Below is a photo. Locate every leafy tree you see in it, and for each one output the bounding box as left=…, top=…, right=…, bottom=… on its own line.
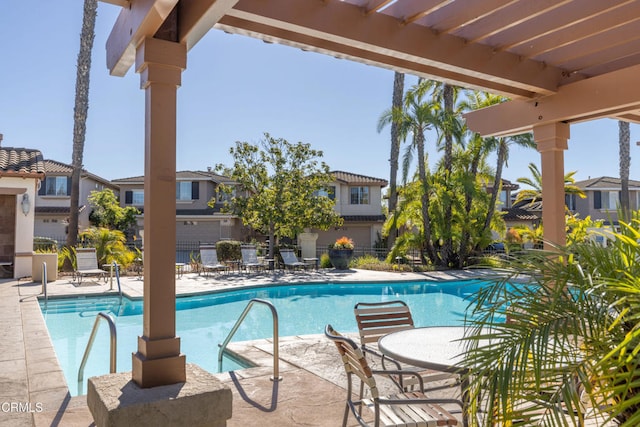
left=213, top=133, right=343, bottom=257
left=88, top=189, right=139, bottom=233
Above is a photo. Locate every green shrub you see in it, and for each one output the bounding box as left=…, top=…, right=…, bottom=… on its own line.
left=34, top=237, right=57, bottom=253
left=351, top=254, right=413, bottom=272
left=320, top=253, right=332, bottom=268
left=216, top=240, right=241, bottom=261
left=58, top=247, right=75, bottom=270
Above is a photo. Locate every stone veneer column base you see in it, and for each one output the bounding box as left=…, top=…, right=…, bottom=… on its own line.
left=87, top=363, right=232, bottom=427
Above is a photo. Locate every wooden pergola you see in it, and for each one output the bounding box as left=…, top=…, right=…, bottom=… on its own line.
left=100, top=0, right=640, bottom=388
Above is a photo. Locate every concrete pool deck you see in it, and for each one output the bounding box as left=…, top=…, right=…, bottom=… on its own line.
left=0, top=268, right=487, bottom=426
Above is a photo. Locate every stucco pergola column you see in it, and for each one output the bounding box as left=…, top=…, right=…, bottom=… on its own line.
left=132, top=37, right=186, bottom=388
left=533, top=122, right=570, bottom=250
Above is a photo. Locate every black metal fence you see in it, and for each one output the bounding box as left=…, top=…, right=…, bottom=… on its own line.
left=37, top=235, right=418, bottom=265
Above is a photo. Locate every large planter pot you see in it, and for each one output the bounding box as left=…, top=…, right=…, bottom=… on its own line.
left=328, top=249, right=353, bottom=270
left=32, top=252, right=58, bottom=282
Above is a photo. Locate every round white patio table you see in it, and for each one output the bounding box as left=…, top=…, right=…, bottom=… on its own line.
left=378, top=326, right=469, bottom=373
left=378, top=326, right=476, bottom=427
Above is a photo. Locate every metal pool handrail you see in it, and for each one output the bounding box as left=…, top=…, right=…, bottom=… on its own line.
left=41, top=262, right=47, bottom=306
left=113, top=261, right=122, bottom=299
left=77, top=312, right=117, bottom=395
left=218, top=298, right=282, bottom=381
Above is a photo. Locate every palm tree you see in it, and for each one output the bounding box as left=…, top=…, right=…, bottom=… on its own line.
left=66, top=0, right=97, bottom=261
left=378, top=84, right=439, bottom=263
left=461, top=91, right=536, bottom=234
left=386, top=71, right=404, bottom=250
left=619, top=120, right=631, bottom=220
left=514, top=163, right=586, bottom=207
left=464, top=214, right=640, bottom=425
left=414, top=81, right=466, bottom=265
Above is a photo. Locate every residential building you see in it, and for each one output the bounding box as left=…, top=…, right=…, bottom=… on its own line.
left=486, top=178, right=519, bottom=210
left=112, top=171, right=245, bottom=245
left=35, top=160, right=118, bottom=240
left=572, top=176, right=640, bottom=224
left=310, top=171, right=388, bottom=249
left=0, top=143, right=45, bottom=278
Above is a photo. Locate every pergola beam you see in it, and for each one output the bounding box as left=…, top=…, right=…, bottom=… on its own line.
left=106, top=0, right=179, bottom=76
left=178, top=0, right=239, bottom=50
left=464, top=63, right=640, bottom=137
left=215, top=16, right=537, bottom=98
left=224, top=0, right=564, bottom=98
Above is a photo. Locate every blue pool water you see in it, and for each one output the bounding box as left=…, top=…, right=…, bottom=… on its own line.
left=40, top=279, right=494, bottom=396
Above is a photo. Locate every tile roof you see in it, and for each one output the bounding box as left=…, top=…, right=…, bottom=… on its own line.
left=43, top=159, right=73, bottom=174
left=342, top=215, right=386, bottom=222
left=0, top=147, right=45, bottom=178
left=501, top=207, right=540, bottom=221
left=574, top=176, right=640, bottom=190
left=34, top=205, right=86, bottom=214
left=112, top=170, right=236, bottom=185
left=485, top=178, right=519, bottom=191
left=42, top=159, right=116, bottom=188
left=331, top=171, right=387, bottom=186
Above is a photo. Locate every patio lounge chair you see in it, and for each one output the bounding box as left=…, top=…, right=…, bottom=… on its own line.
left=199, top=246, right=229, bottom=276
left=325, top=324, right=463, bottom=427
left=73, top=248, right=107, bottom=285
left=354, top=300, right=459, bottom=392
left=240, top=246, right=265, bottom=272
left=279, top=249, right=308, bottom=270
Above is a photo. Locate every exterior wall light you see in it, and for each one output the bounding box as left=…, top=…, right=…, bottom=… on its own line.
left=21, top=193, right=30, bottom=216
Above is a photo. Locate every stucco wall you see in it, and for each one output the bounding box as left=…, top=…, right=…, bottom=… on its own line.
left=0, top=177, right=38, bottom=278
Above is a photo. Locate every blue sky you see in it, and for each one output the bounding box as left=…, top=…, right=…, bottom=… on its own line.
left=1, top=2, right=637, bottom=187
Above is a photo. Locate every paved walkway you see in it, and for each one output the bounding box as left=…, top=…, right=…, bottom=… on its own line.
left=0, top=268, right=491, bottom=426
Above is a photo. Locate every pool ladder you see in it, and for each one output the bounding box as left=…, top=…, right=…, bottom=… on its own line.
left=218, top=298, right=282, bottom=381
left=77, top=312, right=117, bottom=395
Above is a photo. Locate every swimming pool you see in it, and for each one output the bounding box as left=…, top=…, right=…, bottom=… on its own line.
left=40, top=279, right=494, bottom=396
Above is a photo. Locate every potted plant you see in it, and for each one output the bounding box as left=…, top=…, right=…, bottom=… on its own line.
left=328, top=236, right=354, bottom=270
left=32, top=237, right=58, bottom=282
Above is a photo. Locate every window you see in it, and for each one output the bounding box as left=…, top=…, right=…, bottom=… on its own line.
left=315, top=186, right=336, bottom=200
left=40, top=176, right=70, bottom=196
left=594, top=191, right=601, bottom=209
left=498, top=190, right=508, bottom=208
left=132, top=191, right=144, bottom=205
left=176, top=181, right=199, bottom=201
left=594, top=190, right=620, bottom=210
left=565, top=194, right=577, bottom=211
left=125, top=190, right=144, bottom=205
left=608, top=191, right=620, bottom=210
left=350, top=186, right=369, bottom=204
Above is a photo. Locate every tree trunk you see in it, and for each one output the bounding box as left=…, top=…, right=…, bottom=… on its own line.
left=441, top=84, right=454, bottom=266
left=417, top=132, right=436, bottom=264
left=484, top=139, right=506, bottom=232
left=459, top=143, right=483, bottom=267
left=268, top=222, right=276, bottom=258
left=619, top=120, right=630, bottom=220
left=388, top=72, right=404, bottom=249
left=65, top=0, right=97, bottom=269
